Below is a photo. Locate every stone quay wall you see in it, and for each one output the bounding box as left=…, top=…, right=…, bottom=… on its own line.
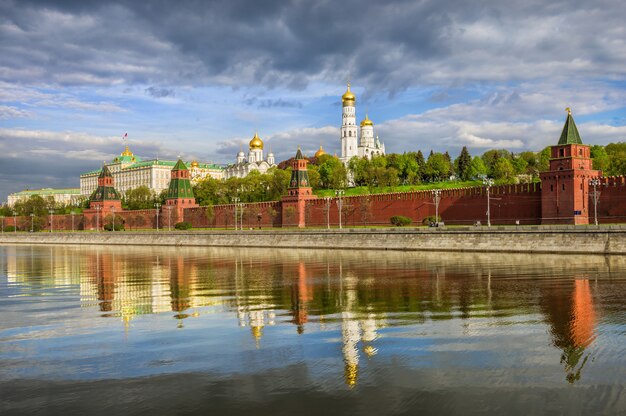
left=3, top=226, right=626, bottom=255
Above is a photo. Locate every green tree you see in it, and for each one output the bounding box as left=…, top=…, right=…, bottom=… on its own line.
left=605, top=142, right=626, bottom=176
left=454, top=146, right=472, bottom=181
left=492, top=157, right=514, bottom=181
left=424, top=152, right=451, bottom=181
left=538, top=147, right=551, bottom=172
left=466, top=156, right=488, bottom=179
left=123, top=186, right=156, bottom=210
left=510, top=154, right=529, bottom=175
left=319, top=157, right=347, bottom=189
left=590, top=145, right=609, bottom=173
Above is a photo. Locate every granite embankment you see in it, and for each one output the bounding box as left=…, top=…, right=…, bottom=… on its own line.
left=2, top=226, right=626, bottom=254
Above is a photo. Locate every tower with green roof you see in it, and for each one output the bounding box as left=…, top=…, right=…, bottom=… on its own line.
left=282, top=147, right=317, bottom=227
left=89, top=165, right=122, bottom=209
left=165, top=159, right=198, bottom=224
left=540, top=108, right=600, bottom=224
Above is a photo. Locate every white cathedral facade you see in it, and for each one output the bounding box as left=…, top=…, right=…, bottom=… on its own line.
left=339, top=82, right=385, bottom=163
left=223, top=132, right=277, bottom=179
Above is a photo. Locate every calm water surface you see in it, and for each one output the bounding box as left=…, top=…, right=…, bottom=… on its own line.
left=0, top=245, right=625, bottom=415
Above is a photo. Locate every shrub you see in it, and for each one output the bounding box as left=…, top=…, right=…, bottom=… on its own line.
left=390, top=215, right=412, bottom=226
left=4, top=225, right=17, bottom=232
left=174, top=221, right=192, bottom=230
left=104, top=222, right=124, bottom=231
left=421, top=215, right=442, bottom=226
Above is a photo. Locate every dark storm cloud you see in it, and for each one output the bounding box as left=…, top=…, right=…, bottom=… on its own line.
left=2, top=0, right=624, bottom=92
left=145, top=86, right=175, bottom=98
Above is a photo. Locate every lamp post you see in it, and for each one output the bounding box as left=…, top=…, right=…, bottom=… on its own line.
left=13, top=212, right=17, bottom=233
left=49, top=209, right=54, bottom=233
left=111, top=206, right=116, bottom=232
left=232, top=197, right=240, bottom=230
left=324, top=196, right=331, bottom=229
left=0, top=215, right=4, bottom=233
left=240, top=202, right=244, bottom=230
left=154, top=202, right=161, bottom=231
left=71, top=211, right=75, bottom=232
left=167, top=206, right=172, bottom=231
left=590, top=178, right=602, bottom=226
left=30, top=213, right=35, bottom=232
left=432, top=189, right=441, bottom=226
left=483, top=178, right=494, bottom=227
left=335, top=190, right=345, bottom=229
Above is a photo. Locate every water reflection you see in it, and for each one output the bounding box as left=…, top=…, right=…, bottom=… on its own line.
left=2, top=245, right=625, bottom=391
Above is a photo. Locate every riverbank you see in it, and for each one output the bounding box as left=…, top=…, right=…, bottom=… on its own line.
left=2, top=225, right=626, bottom=254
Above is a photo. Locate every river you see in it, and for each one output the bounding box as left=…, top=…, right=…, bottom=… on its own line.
left=1, top=245, right=625, bottom=415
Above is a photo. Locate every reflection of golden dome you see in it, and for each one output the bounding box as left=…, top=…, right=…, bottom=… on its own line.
left=251, top=326, right=262, bottom=341
left=190, top=160, right=199, bottom=168
left=121, top=145, right=133, bottom=157
left=342, top=82, right=356, bottom=106
left=360, top=114, right=374, bottom=127
left=363, top=345, right=377, bottom=357
left=249, top=132, right=264, bottom=150
left=344, top=362, right=358, bottom=387
left=314, top=145, right=327, bottom=158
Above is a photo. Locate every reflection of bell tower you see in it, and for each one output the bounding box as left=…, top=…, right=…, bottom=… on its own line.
left=540, top=278, right=597, bottom=383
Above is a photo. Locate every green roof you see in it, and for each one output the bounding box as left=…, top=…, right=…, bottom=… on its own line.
left=11, top=188, right=80, bottom=196
left=81, top=159, right=224, bottom=177
left=172, top=159, right=188, bottom=171
left=558, top=112, right=583, bottom=145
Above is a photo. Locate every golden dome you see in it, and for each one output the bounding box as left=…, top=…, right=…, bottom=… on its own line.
left=190, top=160, right=199, bottom=168
left=121, top=145, right=133, bottom=157
left=360, top=113, right=374, bottom=127
left=314, top=145, right=327, bottom=158
left=342, top=82, right=356, bottom=106
left=249, top=132, right=264, bottom=150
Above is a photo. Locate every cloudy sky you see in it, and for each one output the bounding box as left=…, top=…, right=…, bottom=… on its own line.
left=1, top=0, right=625, bottom=200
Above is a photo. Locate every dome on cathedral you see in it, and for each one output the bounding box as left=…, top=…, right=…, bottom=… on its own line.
left=314, top=145, right=327, bottom=158
left=342, top=83, right=356, bottom=106
left=190, top=160, right=199, bottom=168
left=249, top=132, right=264, bottom=150
left=360, top=114, right=374, bottom=127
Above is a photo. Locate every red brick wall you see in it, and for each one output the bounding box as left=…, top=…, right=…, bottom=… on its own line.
left=184, top=201, right=282, bottom=229
left=303, top=183, right=543, bottom=227
left=591, top=176, right=626, bottom=224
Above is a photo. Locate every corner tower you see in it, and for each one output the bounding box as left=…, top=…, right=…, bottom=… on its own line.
left=340, top=82, right=358, bottom=163
left=539, top=109, right=600, bottom=224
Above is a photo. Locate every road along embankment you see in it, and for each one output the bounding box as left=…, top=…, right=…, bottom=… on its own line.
left=2, top=226, right=626, bottom=254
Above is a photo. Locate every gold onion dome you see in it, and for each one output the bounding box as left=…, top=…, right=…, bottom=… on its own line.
left=342, top=82, right=356, bottom=106
left=360, top=114, right=374, bottom=127
left=121, top=145, right=133, bottom=156
left=249, top=132, right=264, bottom=150
left=314, top=145, right=327, bottom=158
left=190, top=160, right=199, bottom=168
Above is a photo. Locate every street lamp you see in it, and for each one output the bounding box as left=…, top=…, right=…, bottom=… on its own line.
left=232, top=197, right=240, bottom=230
left=111, top=206, right=116, bottom=232
left=432, top=189, right=441, bottom=226
left=590, top=178, right=602, bottom=226
left=49, top=209, right=54, bottom=233
left=13, top=212, right=17, bottom=233
left=324, top=196, right=332, bottom=229
left=335, top=190, right=345, bottom=229
left=154, top=202, right=161, bottom=231
left=167, top=206, right=172, bottom=231
left=0, top=215, right=4, bottom=233
left=30, top=213, right=35, bottom=232
left=483, top=178, right=494, bottom=227
left=71, top=211, right=75, bottom=232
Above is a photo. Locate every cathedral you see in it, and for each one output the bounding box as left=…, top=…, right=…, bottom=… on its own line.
left=339, top=82, right=385, bottom=163
left=224, top=132, right=277, bottom=179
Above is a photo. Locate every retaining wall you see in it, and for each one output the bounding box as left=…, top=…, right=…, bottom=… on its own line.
left=2, top=226, right=626, bottom=255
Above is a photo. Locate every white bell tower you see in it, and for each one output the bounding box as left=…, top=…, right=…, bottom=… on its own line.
left=340, top=82, right=358, bottom=163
